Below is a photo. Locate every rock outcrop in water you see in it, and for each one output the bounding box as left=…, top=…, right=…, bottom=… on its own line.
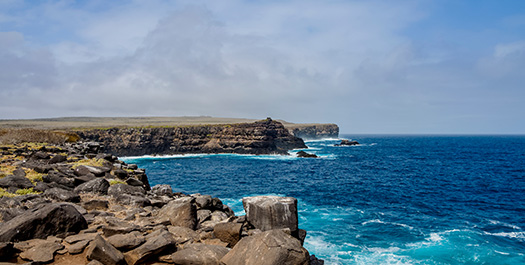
left=0, top=142, right=321, bottom=264
left=76, top=118, right=307, bottom=157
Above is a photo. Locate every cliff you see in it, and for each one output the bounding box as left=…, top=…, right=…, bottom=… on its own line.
left=75, top=119, right=307, bottom=157
left=283, top=123, right=339, bottom=140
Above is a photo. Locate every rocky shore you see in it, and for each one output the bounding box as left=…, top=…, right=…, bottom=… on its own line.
left=0, top=141, right=323, bottom=264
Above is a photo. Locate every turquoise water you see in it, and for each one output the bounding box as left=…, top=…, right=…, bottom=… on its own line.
left=123, top=135, right=525, bottom=264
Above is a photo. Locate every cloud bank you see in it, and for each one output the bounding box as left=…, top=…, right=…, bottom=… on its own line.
left=1, top=0, right=524, bottom=133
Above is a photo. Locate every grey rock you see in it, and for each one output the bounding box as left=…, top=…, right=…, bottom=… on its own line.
left=107, top=231, right=145, bottom=251
left=113, top=169, right=128, bottom=179
left=0, top=175, right=33, bottom=189
left=82, top=200, right=109, bottom=211
left=197, top=209, right=212, bottom=224
left=167, top=226, right=199, bottom=245
left=114, top=194, right=151, bottom=207
left=86, top=234, right=125, bottom=265
left=68, top=239, right=90, bottom=254
left=44, top=187, right=81, bottom=202
left=64, top=233, right=98, bottom=244
left=42, top=171, right=75, bottom=188
left=242, top=196, right=298, bottom=234
left=195, top=195, right=212, bottom=209
left=74, top=178, right=110, bottom=195
left=220, top=230, right=309, bottom=265
left=125, top=177, right=143, bottom=187
left=0, top=203, right=87, bottom=242
left=150, top=184, right=173, bottom=197
left=158, top=197, right=196, bottom=230
left=75, top=165, right=110, bottom=177
left=48, top=154, right=67, bottom=164
left=171, top=243, right=229, bottom=265
left=124, top=230, right=176, bottom=265
left=12, top=168, right=26, bottom=178
left=108, top=184, right=145, bottom=197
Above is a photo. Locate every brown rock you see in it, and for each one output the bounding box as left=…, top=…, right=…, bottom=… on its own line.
left=19, top=240, right=63, bottom=263
left=213, top=222, right=242, bottom=247
left=107, top=231, right=145, bottom=251
left=171, top=243, right=229, bottom=265
left=124, top=230, right=176, bottom=265
left=242, top=196, right=298, bottom=234
left=86, top=234, right=125, bottom=265
left=220, top=230, right=309, bottom=265
left=158, top=197, right=196, bottom=230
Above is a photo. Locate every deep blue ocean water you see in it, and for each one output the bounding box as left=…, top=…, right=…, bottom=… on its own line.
left=123, top=135, right=525, bottom=264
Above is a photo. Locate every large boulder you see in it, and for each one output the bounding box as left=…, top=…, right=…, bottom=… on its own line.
left=158, top=197, right=196, bottom=229
left=242, top=196, right=298, bottom=234
left=124, top=230, right=176, bottom=265
left=213, top=222, right=243, bottom=247
left=0, top=203, right=87, bottom=242
left=171, top=243, right=229, bottom=265
left=86, top=234, right=125, bottom=265
left=74, top=178, right=110, bottom=195
left=150, top=184, right=173, bottom=197
left=0, top=175, right=34, bottom=189
left=44, top=187, right=81, bottom=202
left=107, top=231, right=145, bottom=251
left=108, top=183, right=145, bottom=197
left=220, top=230, right=309, bottom=265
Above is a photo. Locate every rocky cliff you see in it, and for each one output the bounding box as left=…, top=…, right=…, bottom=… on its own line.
left=285, top=123, right=339, bottom=140
left=76, top=119, right=307, bottom=157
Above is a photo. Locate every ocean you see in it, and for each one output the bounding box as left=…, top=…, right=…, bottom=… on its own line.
left=122, top=135, right=525, bottom=264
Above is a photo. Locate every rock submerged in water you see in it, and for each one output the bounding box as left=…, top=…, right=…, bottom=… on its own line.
left=296, top=150, right=318, bottom=158
left=335, top=139, right=359, bottom=146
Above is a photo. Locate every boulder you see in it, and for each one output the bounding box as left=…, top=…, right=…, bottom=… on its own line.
left=44, top=187, right=81, bottom=202
left=48, top=154, right=67, bottom=164
left=74, top=178, right=110, bottom=195
left=12, top=168, right=26, bottom=178
left=194, top=195, right=212, bottom=209
left=108, top=184, right=145, bottom=197
left=220, top=230, right=309, bottom=265
left=124, top=230, right=176, bottom=265
left=114, top=194, right=151, bottom=207
left=112, top=169, right=128, bottom=179
left=213, top=222, right=243, bottom=247
left=107, top=231, right=145, bottom=251
left=42, top=171, right=76, bottom=188
left=0, top=175, right=34, bottom=189
left=151, top=184, right=173, bottom=197
left=335, top=139, right=359, bottom=146
left=167, top=226, right=199, bottom=245
left=82, top=200, right=109, bottom=211
left=86, top=234, right=125, bottom=265
left=125, top=177, right=143, bottom=187
left=296, top=151, right=318, bottom=158
left=158, top=197, right=196, bottom=229
left=242, top=196, right=298, bottom=234
left=0, top=203, right=87, bottom=242
left=68, top=239, right=91, bottom=254
left=19, top=240, right=63, bottom=263
left=171, top=243, right=229, bottom=265
left=75, top=165, right=110, bottom=177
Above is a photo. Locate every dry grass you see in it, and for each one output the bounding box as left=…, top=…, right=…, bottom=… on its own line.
left=69, top=158, right=107, bottom=169
left=0, top=128, right=78, bottom=145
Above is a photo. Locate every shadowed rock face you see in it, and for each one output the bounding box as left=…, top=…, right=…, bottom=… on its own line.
left=76, top=119, right=307, bottom=156
left=287, top=124, right=339, bottom=140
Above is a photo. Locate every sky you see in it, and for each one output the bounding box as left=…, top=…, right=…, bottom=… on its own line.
left=1, top=0, right=524, bottom=134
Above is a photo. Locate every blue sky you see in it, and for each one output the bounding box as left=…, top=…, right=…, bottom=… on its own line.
left=1, top=0, right=524, bottom=134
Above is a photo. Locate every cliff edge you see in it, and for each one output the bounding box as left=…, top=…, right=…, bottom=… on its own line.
left=76, top=118, right=307, bottom=157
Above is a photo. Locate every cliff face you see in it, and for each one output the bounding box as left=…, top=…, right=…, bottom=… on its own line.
left=76, top=119, right=306, bottom=157
left=285, top=124, right=339, bottom=140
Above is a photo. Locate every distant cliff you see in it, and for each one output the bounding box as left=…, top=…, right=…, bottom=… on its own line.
left=76, top=119, right=307, bottom=156
left=284, top=123, right=339, bottom=140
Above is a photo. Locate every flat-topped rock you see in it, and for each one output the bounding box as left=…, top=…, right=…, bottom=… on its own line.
left=242, top=196, right=298, bottom=234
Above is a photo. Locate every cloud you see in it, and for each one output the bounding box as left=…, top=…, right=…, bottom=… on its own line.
left=0, top=0, right=524, bottom=133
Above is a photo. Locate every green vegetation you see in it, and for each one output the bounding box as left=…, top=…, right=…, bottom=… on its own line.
left=109, top=179, right=126, bottom=185
left=0, top=187, right=41, bottom=198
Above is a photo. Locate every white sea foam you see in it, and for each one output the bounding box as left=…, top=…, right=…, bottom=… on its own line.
left=484, top=231, right=525, bottom=240
left=488, top=219, right=522, bottom=230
